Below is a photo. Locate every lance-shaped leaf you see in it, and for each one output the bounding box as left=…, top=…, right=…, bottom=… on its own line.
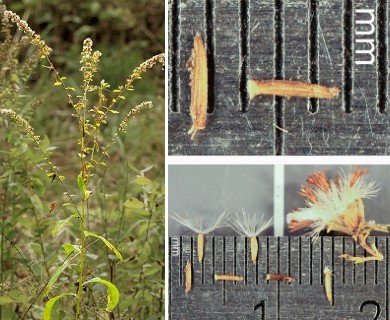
left=43, top=293, right=76, bottom=320
left=52, top=214, right=78, bottom=237
left=77, top=174, right=85, bottom=193
left=84, top=231, right=123, bottom=261
left=44, top=262, right=76, bottom=296
left=83, top=277, right=119, bottom=312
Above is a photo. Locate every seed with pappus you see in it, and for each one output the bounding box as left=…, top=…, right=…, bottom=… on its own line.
left=170, top=210, right=228, bottom=262
left=228, top=209, right=273, bottom=264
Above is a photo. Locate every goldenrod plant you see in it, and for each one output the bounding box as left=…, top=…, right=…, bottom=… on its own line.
left=0, top=8, right=164, bottom=319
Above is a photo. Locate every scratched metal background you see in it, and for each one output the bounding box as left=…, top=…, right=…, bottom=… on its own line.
left=168, top=0, right=390, bottom=155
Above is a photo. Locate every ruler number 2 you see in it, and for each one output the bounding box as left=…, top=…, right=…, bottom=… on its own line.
left=254, top=300, right=265, bottom=320
left=360, top=301, right=380, bottom=320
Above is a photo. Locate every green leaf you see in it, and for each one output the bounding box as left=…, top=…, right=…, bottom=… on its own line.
left=52, top=214, right=77, bottom=237
left=41, top=136, right=51, bottom=150
left=30, top=194, right=44, bottom=213
left=83, top=278, right=119, bottom=312
left=85, top=190, right=92, bottom=200
left=127, top=163, right=139, bottom=173
left=138, top=221, right=156, bottom=237
left=62, top=244, right=81, bottom=255
left=118, top=95, right=125, bottom=100
left=54, top=81, right=61, bottom=86
left=7, top=288, right=28, bottom=304
left=84, top=231, right=123, bottom=261
left=77, top=174, right=85, bottom=193
left=138, top=242, right=151, bottom=264
left=0, top=296, right=16, bottom=305
left=31, top=178, right=46, bottom=195
left=123, top=198, right=144, bottom=209
left=43, top=293, right=75, bottom=320
left=44, top=262, right=73, bottom=296
left=59, top=175, right=66, bottom=181
left=113, top=89, right=121, bottom=93
left=109, top=109, right=119, bottom=114
left=133, top=177, right=152, bottom=186
left=143, top=264, right=161, bottom=277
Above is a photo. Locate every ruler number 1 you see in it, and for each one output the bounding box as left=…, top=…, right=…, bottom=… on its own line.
left=254, top=299, right=379, bottom=319
left=359, top=301, right=380, bottom=320
left=254, top=300, right=265, bottom=320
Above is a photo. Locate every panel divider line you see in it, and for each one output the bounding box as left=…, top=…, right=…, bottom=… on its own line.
left=239, top=0, right=249, bottom=112
left=308, top=0, right=319, bottom=113
left=205, top=0, right=215, bottom=113
left=386, top=238, right=389, bottom=319
left=274, top=164, right=285, bottom=237
left=343, top=0, right=353, bottom=113
left=274, top=0, right=285, bottom=155
left=170, top=0, right=179, bottom=112
left=377, top=0, right=388, bottom=113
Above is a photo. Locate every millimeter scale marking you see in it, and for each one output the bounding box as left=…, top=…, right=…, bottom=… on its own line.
left=169, top=236, right=389, bottom=320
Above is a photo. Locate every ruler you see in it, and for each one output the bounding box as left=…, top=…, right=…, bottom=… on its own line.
left=169, top=236, right=389, bottom=319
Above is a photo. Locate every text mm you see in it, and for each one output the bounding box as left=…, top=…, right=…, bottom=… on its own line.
left=355, top=9, right=375, bottom=65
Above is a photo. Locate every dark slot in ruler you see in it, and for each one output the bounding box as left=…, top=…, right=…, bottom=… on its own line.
left=169, top=236, right=389, bottom=319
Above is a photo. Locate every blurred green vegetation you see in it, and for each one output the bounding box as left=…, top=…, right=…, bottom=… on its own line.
left=0, top=0, right=165, bottom=318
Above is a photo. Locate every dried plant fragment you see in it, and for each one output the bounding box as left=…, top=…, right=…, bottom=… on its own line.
left=266, top=273, right=295, bottom=283
left=170, top=210, right=227, bottom=262
left=247, top=80, right=339, bottom=100
left=228, top=209, right=273, bottom=263
left=186, top=34, right=208, bottom=139
left=197, top=232, right=204, bottom=264
left=287, top=167, right=389, bottom=263
left=185, top=260, right=192, bottom=294
left=214, top=274, right=244, bottom=282
left=323, top=267, right=333, bottom=305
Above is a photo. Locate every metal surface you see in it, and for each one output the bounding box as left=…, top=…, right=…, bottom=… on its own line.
left=168, top=0, right=390, bottom=155
left=169, top=236, right=389, bottom=319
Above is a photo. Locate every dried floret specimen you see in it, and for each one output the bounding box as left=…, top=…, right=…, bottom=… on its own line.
left=228, top=209, right=273, bottom=263
left=186, top=34, right=208, bottom=139
left=247, top=80, right=339, bottom=100
left=185, top=260, right=192, bottom=294
left=287, top=167, right=389, bottom=263
left=266, top=273, right=295, bottom=283
left=214, top=274, right=244, bottom=282
left=170, top=210, right=227, bottom=262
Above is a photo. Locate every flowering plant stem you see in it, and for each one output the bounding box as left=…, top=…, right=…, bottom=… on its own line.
left=75, top=173, right=86, bottom=318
